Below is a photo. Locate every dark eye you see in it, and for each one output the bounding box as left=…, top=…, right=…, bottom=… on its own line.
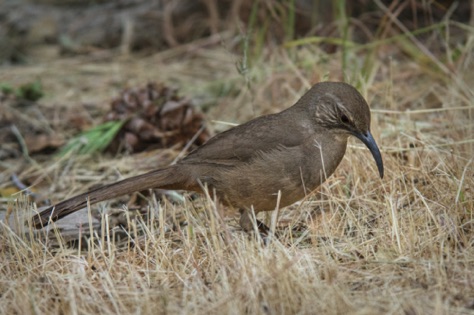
left=341, top=114, right=350, bottom=124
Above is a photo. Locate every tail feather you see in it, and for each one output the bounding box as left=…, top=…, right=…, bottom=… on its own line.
left=31, top=165, right=186, bottom=229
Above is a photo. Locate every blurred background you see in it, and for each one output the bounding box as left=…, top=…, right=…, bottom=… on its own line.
left=1, top=0, right=472, bottom=156
left=0, top=0, right=471, bottom=63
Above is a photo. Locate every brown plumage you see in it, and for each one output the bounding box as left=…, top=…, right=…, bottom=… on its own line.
left=32, top=82, right=384, bottom=232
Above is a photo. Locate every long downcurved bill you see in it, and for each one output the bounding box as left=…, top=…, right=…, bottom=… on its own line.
left=354, top=131, right=384, bottom=178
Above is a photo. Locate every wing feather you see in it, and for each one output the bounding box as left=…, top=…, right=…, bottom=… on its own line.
left=181, top=112, right=305, bottom=166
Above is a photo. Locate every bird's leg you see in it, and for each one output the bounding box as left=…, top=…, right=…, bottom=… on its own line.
left=239, top=209, right=270, bottom=235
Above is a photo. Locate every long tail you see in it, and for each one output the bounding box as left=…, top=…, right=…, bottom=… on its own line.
left=31, top=165, right=188, bottom=229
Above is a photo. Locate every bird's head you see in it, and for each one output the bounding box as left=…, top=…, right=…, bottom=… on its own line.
left=301, top=82, right=384, bottom=178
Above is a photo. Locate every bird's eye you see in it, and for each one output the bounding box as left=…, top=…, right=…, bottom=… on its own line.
left=341, top=114, right=350, bottom=124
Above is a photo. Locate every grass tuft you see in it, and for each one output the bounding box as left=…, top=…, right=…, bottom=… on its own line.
left=1, top=4, right=473, bottom=313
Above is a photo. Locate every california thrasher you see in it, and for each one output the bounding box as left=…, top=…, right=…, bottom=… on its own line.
left=31, top=82, right=384, bottom=232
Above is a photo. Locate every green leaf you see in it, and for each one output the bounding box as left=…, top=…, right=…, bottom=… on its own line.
left=57, top=120, right=125, bottom=157
left=16, top=80, right=44, bottom=101
left=0, top=83, right=14, bottom=95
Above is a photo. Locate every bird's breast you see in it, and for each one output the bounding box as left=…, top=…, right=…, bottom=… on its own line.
left=300, top=134, right=348, bottom=192
left=201, top=135, right=348, bottom=211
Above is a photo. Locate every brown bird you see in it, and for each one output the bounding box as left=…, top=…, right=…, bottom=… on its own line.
left=32, top=82, right=383, bottom=232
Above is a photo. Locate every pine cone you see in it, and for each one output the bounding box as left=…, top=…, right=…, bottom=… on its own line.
left=104, top=82, right=211, bottom=153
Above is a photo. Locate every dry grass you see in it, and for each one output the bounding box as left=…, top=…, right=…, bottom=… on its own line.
left=1, top=23, right=474, bottom=315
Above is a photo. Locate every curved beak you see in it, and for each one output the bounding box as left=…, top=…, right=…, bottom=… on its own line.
left=353, top=131, right=384, bottom=178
